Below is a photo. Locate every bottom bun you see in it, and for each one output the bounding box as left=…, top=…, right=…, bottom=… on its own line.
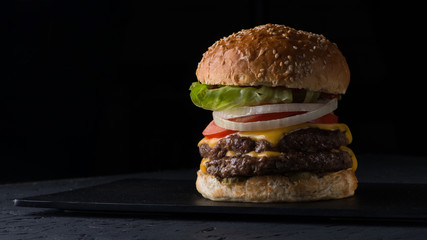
left=196, top=169, right=357, bottom=202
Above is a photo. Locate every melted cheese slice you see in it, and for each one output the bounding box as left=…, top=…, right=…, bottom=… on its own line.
left=341, top=146, right=358, bottom=171
left=245, top=151, right=282, bottom=158
left=199, top=148, right=358, bottom=174
left=198, top=137, right=220, bottom=148
left=225, top=150, right=282, bottom=158
left=200, top=158, right=210, bottom=174
left=238, top=123, right=352, bottom=146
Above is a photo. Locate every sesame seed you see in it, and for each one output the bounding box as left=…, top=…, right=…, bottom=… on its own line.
left=272, top=49, right=277, bottom=54
left=240, top=56, right=249, bottom=61
left=293, top=46, right=298, bottom=50
left=257, top=73, right=263, bottom=78
left=275, top=53, right=279, bottom=59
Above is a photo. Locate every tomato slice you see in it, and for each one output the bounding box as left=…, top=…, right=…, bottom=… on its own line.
left=310, top=113, right=338, bottom=124
left=321, top=93, right=340, bottom=100
left=202, top=113, right=339, bottom=138
left=202, top=121, right=238, bottom=139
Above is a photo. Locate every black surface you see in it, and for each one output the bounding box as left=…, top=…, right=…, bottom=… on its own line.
left=14, top=179, right=427, bottom=221
left=6, top=165, right=427, bottom=240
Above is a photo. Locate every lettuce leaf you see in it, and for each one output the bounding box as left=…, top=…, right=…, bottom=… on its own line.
left=189, top=82, right=293, bottom=111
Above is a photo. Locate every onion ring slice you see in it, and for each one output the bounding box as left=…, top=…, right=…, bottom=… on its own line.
left=214, top=103, right=325, bottom=119
left=212, top=98, right=338, bottom=131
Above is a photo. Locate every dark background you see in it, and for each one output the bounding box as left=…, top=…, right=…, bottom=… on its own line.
left=3, top=0, right=426, bottom=182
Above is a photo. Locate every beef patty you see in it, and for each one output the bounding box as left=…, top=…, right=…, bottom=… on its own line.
left=199, top=128, right=352, bottom=178
left=205, top=151, right=352, bottom=178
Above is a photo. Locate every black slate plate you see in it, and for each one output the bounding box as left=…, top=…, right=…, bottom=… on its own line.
left=13, top=179, right=427, bottom=220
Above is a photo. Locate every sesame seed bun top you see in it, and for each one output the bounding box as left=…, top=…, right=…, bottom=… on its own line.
left=196, top=24, right=350, bottom=94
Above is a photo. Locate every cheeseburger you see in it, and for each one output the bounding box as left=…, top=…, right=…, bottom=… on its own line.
left=190, top=24, right=357, bottom=202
